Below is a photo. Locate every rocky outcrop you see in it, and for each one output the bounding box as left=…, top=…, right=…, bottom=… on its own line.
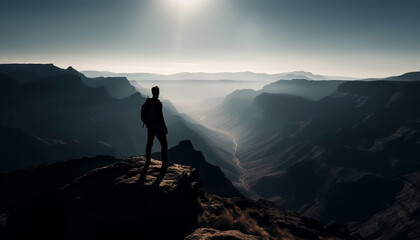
left=196, top=193, right=357, bottom=240
left=184, top=228, right=262, bottom=240
left=2, top=157, right=200, bottom=240
left=153, top=140, right=242, bottom=197
left=1, top=156, right=357, bottom=240
left=61, top=157, right=200, bottom=240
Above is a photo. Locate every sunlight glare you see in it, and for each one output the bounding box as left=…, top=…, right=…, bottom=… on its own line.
left=173, top=0, right=195, bottom=6
left=166, top=0, right=207, bottom=11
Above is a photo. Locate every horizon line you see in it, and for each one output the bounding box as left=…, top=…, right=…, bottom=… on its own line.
left=2, top=62, right=419, bottom=79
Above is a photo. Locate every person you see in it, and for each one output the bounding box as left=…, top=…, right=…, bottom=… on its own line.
left=141, top=86, right=172, bottom=165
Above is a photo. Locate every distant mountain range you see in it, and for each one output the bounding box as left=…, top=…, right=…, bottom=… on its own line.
left=82, top=70, right=359, bottom=81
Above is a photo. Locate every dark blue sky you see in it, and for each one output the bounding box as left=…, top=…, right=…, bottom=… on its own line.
left=1, top=0, right=419, bottom=77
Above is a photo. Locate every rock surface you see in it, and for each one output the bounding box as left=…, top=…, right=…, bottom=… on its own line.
left=197, top=193, right=354, bottom=240
left=61, top=157, right=199, bottom=240
left=355, top=170, right=420, bottom=240
left=1, top=156, right=357, bottom=240
left=153, top=140, right=242, bottom=197
left=184, top=228, right=262, bottom=240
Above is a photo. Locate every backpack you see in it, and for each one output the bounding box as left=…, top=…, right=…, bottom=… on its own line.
left=140, top=98, right=155, bottom=127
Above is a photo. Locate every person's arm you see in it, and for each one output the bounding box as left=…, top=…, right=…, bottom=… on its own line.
left=159, top=102, right=168, bottom=133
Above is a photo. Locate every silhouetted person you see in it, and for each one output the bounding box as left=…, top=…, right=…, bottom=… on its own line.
left=141, top=86, right=172, bottom=165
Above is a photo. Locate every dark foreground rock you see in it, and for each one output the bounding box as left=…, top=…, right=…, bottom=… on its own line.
left=185, top=228, right=262, bottom=240
left=61, top=157, right=199, bottom=240
left=153, top=140, right=242, bottom=198
left=1, top=157, right=358, bottom=240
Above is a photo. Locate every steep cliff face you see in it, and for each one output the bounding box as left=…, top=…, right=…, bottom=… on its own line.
left=355, top=169, right=420, bottom=240
left=0, top=156, right=357, bottom=240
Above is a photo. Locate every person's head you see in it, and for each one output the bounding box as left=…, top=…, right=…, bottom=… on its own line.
left=151, top=86, right=160, bottom=98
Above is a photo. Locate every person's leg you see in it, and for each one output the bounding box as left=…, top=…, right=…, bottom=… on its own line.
left=145, top=128, right=155, bottom=161
left=156, top=132, right=168, bottom=162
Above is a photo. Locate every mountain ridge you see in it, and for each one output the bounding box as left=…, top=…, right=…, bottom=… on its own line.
left=82, top=70, right=358, bottom=81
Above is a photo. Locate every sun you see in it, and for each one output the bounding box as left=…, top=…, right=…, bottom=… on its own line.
left=167, top=0, right=207, bottom=10
left=172, top=0, right=196, bottom=6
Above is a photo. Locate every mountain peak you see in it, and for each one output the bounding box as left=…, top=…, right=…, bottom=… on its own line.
left=178, top=139, right=194, bottom=150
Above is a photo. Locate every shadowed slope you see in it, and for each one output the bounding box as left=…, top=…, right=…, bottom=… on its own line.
left=205, top=79, right=420, bottom=239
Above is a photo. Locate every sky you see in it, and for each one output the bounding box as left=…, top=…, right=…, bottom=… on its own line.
left=1, top=0, right=420, bottom=78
